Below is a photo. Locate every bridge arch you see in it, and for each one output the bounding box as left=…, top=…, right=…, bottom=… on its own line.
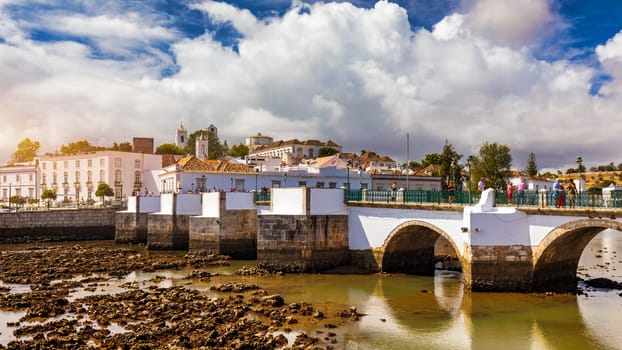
left=533, top=219, right=622, bottom=292
left=380, top=220, right=466, bottom=275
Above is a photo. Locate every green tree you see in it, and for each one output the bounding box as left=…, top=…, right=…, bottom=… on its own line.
left=12, top=138, right=40, bottom=162
left=525, top=152, right=538, bottom=177
left=228, top=143, right=250, bottom=158
left=41, top=189, right=57, bottom=210
left=60, top=140, right=104, bottom=154
left=318, top=147, right=339, bottom=157
left=111, top=142, right=133, bottom=152
left=156, top=143, right=186, bottom=155
left=420, top=153, right=442, bottom=167
left=95, top=183, right=114, bottom=204
left=185, top=130, right=226, bottom=160
left=440, top=142, right=463, bottom=189
left=9, top=195, right=26, bottom=210
left=471, top=142, right=512, bottom=191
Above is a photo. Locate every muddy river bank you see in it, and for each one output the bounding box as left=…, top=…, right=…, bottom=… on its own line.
left=0, top=244, right=360, bottom=349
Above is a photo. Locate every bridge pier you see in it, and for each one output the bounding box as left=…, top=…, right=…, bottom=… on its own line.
left=115, top=196, right=160, bottom=243
left=466, top=245, right=534, bottom=292
left=189, top=192, right=257, bottom=259
left=257, top=188, right=350, bottom=272
left=147, top=193, right=201, bottom=250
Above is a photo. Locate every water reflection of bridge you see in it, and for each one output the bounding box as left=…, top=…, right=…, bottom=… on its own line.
left=339, top=269, right=615, bottom=349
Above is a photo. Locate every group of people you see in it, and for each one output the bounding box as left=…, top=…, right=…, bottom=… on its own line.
left=553, top=178, right=578, bottom=208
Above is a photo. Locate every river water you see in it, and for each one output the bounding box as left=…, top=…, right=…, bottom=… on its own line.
left=1, top=230, right=621, bottom=349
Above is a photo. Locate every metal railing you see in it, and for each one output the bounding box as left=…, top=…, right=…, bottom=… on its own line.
left=344, top=189, right=622, bottom=209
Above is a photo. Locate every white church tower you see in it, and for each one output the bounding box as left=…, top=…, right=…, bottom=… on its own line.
left=175, top=122, right=188, bottom=148
left=196, top=133, right=209, bottom=160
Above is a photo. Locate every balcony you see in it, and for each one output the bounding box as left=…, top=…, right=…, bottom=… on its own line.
left=114, top=181, right=123, bottom=187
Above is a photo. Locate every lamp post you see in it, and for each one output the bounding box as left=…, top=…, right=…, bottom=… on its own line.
left=255, top=168, right=259, bottom=194
left=8, top=183, right=11, bottom=212
left=283, top=173, right=287, bottom=187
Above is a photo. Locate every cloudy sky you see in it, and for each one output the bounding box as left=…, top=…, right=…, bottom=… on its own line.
left=1, top=0, right=622, bottom=171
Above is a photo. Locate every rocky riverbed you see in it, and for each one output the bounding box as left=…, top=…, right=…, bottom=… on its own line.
left=0, top=245, right=361, bottom=349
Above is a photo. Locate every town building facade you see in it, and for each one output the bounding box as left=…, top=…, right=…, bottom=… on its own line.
left=0, top=162, right=38, bottom=204
left=37, top=151, right=162, bottom=203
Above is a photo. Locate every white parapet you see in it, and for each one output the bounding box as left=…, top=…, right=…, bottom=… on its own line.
left=267, top=188, right=347, bottom=216
left=310, top=188, right=347, bottom=215
left=176, top=193, right=202, bottom=215
left=271, top=188, right=306, bottom=215
left=225, top=192, right=255, bottom=210
left=202, top=192, right=220, bottom=218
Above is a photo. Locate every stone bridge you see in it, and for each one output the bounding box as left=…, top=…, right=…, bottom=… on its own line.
left=348, top=189, right=622, bottom=292
left=115, top=188, right=622, bottom=292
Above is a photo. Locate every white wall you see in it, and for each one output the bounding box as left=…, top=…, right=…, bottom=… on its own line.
left=201, top=192, right=221, bottom=218
left=159, top=193, right=174, bottom=214
left=310, top=188, right=347, bottom=215
left=226, top=192, right=255, bottom=210
left=176, top=193, right=202, bottom=215
left=270, top=188, right=305, bottom=215
left=139, top=196, right=160, bottom=213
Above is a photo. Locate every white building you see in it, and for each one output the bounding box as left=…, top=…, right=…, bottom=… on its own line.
left=37, top=151, right=162, bottom=203
left=248, top=139, right=342, bottom=166
left=245, top=132, right=274, bottom=151
left=0, top=162, right=38, bottom=204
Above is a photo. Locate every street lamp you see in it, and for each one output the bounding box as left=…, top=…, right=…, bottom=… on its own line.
left=576, top=156, right=583, bottom=193
left=8, top=183, right=11, bottom=212
left=283, top=173, right=287, bottom=187
left=255, top=168, right=259, bottom=194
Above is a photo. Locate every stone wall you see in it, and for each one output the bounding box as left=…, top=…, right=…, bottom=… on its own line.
left=147, top=214, right=190, bottom=250
left=0, top=209, right=116, bottom=243
left=189, top=209, right=257, bottom=259
left=257, top=215, right=349, bottom=272
left=115, top=212, right=149, bottom=243
left=467, top=245, right=534, bottom=292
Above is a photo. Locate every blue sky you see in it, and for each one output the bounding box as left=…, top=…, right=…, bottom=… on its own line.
left=1, top=0, right=622, bottom=171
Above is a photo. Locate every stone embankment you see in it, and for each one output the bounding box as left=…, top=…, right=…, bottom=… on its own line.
left=0, top=209, right=116, bottom=243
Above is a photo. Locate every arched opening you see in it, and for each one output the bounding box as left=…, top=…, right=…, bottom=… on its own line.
left=533, top=219, right=622, bottom=292
left=381, top=221, right=464, bottom=275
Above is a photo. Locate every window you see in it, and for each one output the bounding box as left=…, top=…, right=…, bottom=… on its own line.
left=115, top=158, right=122, bottom=167
left=28, top=188, right=34, bottom=198
left=15, top=174, right=20, bottom=182
left=15, top=188, right=20, bottom=197
left=298, top=181, right=307, bottom=187
left=63, top=172, right=68, bottom=184
left=75, top=160, right=80, bottom=168
left=99, top=170, right=105, bottom=183
left=29, top=174, right=33, bottom=182
left=135, top=160, right=141, bottom=169
left=297, top=148, right=302, bottom=155
left=115, top=170, right=122, bottom=183
left=53, top=162, right=57, bottom=170
left=100, top=158, right=105, bottom=168
left=42, top=174, right=47, bottom=184
left=2, top=175, right=5, bottom=182
left=53, top=173, right=57, bottom=184
left=329, top=182, right=336, bottom=188
left=361, top=183, right=368, bottom=189
left=134, top=171, right=141, bottom=184
left=316, top=182, right=325, bottom=188
left=271, top=180, right=281, bottom=188
left=42, top=162, right=47, bottom=170
left=63, top=160, right=68, bottom=168
left=88, top=159, right=92, bottom=168
left=2, top=189, right=6, bottom=201
left=308, top=149, right=314, bottom=158
left=75, top=171, right=80, bottom=183
left=87, top=171, right=92, bottom=183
